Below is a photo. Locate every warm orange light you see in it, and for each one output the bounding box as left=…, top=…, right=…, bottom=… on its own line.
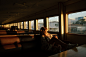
left=46, top=17, right=49, bottom=30
left=29, top=21, right=31, bottom=30
left=24, top=21, right=27, bottom=29
left=61, top=14, right=64, bottom=34
left=18, top=22, right=20, bottom=28
left=36, top=19, right=38, bottom=30
left=66, top=14, right=68, bottom=33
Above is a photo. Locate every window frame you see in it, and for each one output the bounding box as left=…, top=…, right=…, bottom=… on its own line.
left=67, top=10, right=86, bottom=35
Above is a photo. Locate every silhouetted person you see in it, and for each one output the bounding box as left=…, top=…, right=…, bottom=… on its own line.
left=40, top=27, right=77, bottom=53
left=7, top=26, right=18, bottom=35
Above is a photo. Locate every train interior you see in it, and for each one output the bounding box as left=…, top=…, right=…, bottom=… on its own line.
left=0, top=0, right=86, bottom=57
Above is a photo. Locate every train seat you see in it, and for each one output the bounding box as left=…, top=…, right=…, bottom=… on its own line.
left=0, top=35, right=36, bottom=56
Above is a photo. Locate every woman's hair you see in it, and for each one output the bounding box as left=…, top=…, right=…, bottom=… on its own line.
left=40, top=27, right=47, bottom=36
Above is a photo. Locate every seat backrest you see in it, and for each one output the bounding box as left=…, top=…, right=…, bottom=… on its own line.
left=0, top=36, right=20, bottom=45
left=0, top=35, right=39, bottom=50
left=0, top=30, right=6, bottom=32
left=17, top=31, right=25, bottom=33
left=0, top=31, right=7, bottom=34
left=0, top=35, right=35, bottom=45
left=19, top=36, right=35, bottom=42
left=0, top=31, right=25, bottom=35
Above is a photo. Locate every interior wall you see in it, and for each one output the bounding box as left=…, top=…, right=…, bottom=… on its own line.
left=66, top=34, right=86, bottom=44
left=66, top=0, right=86, bottom=45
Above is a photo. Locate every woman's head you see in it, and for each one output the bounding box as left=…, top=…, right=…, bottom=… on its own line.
left=40, top=27, right=48, bottom=35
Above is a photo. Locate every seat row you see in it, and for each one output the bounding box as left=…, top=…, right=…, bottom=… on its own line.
left=0, top=35, right=41, bottom=56
left=0, top=30, right=25, bottom=35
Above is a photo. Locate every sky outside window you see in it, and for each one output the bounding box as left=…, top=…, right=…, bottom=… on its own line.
left=68, top=11, right=86, bottom=19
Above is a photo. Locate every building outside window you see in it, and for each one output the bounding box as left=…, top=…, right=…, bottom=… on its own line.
left=68, top=11, right=86, bottom=34
left=24, top=21, right=28, bottom=29
left=48, top=16, right=59, bottom=32
left=31, top=20, right=34, bottom=30
left=21, top=22, right=23, bottom=29
left=14, top=23, right=17, bottom=26
left=38, top=19, right=44, bottom=30
left=18, top=22, right=20, bottom=29
left=26, top=21, right=28, bottom=29
left=15, top=23, right=17, bottom=26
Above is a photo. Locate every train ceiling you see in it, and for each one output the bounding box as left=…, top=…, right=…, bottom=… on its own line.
left=0, top=0, right=83, bottom=24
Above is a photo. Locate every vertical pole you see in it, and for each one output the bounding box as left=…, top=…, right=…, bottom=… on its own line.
left=44, top=17, right=49, bottom=28
left=58, top=2, right=65, bottom=40
left=28, top=21, right=31, bottom=31
left=34, top=19, right=36, bottom=31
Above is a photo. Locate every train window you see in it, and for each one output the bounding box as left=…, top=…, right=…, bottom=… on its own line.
left=38, top=19, right=44, bottom=30
left=18, top=22, right=20, bottom=29
left=10, top=23, right=14, bottom=28
left=48, top=16, right=59, bottom=32
left=68, top=11, right=86, bottom=35
left=14, top=23, right=17, bottom=26
left=21, top=22, right=23, bottom=29
left=5, top=24, right=10, bottom=27
left=31, top=20, right=34, bottom=30
left=24, top=21, right=28, bottom=29
left=1, top=25, right=4, bottom=27
left=15, top=23, right=17, bottom=26
left=14, top=23, right=16, bottom=26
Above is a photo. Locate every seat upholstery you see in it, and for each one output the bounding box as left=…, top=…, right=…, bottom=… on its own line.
left=0, top=35, right=36, bottom=55
left=0, top=37, right=20, bottom=45
left=0, top=34, right=61, bottom=56
left=0, top=31, right=25, bottom=35
left=3, top=44, right=21, bottom=49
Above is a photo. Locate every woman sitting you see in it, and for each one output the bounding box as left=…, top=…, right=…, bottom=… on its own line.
left=40, top=27, right=77, bottom=53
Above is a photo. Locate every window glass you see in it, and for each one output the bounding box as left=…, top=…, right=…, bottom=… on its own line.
left=14, top=23, right=17, bottom=26
left=14, top=23, right=16, bottom=26
left=49, top=16, right=59, bottom=32
left=10, top=23, right=14, bottom=28
left=26, top=21, right=28, bottom=29
left=5, top=24, right=9, bottom=27
left=21, top=22, right=23, bottom=29
left=24, top=21, right=28, bottom=29
left=38, top=19, right=44, bottom=30
left=18, top=22, right=20, bottom=29
left=68, top=11, right=86, bottom=34
left=31, top=20, right=34, bottom=30
left=15, top=23, right=17, bottom=26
